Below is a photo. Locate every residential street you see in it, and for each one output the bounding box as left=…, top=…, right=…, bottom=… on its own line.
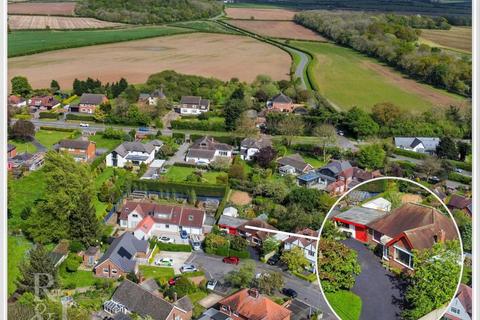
left=185, top=251, right=334, bottom=318
left=342, top=238, right=405, bottom=320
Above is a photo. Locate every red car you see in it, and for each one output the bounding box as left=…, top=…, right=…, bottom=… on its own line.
left=222, top=256, right=240, bottom=265
left=168, top=276, right=181, bottom=286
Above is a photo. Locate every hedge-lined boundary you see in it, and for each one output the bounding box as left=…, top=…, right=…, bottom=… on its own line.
left=205, top=246, right=250, bottom=259
left=393, top=148, right=427, bottom=159
left=171, top=119, right=226, bottom=132
left=39, top=112, right=60, bottom=119
left=448, top=172, right=472, bottom=184
left=292, top=270, right=317, bottom=282
left=447, top=160, right=471, bottom=171
left=132, top=179, right=227, bottom=197
left=66, top=113, right=96, bottom=122
left=39, top=126, right=75, bottom=132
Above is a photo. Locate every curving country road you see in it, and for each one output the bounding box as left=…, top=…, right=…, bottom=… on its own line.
left=286, top=47, right=310, bottom=89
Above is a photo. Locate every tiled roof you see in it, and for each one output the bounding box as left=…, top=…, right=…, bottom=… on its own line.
left=277, top=154, right=311, bottom=172
left=271, top=93, right=292, bottom=104
left=237, top=219, right=277, bottom=241
left=59, top=139, right=92, bottom=150
left=448, top=195, right=472, bottom=210
left=394, top=137, right=440, bottom=151
left=79, top=93, right=106, bottom=105
left=240, top=137, right=272, bottom=149
left=219, top=289, right=291, bottom=320
left=113, top=141, right=156, bottom=157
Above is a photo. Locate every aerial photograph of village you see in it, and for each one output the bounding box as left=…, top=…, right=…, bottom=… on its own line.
left=5, top=0, right=472, bottom=319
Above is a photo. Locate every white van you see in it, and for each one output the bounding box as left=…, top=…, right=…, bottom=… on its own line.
left=190, top=235, right=201, bottom=251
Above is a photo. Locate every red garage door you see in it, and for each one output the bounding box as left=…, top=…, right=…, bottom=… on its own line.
left=355, top=225, right=367, bottom=242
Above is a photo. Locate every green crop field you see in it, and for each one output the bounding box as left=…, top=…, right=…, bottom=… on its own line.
left=8, top=26, right=192, bottom=57
left=291, top=41, right=465, bottom=112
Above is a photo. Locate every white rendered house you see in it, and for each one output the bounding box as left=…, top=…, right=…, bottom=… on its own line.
left=106, top=140, right=163, bottom=168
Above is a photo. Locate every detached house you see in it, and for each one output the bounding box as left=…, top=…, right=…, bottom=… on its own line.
left=8, top=95, right=26, bottom=108
left=237, top=219, right=277, bottom=246
left=447, top=195, right=472, bottom=217
left=240, top=137, right=272, bottom=161
left=77, top=93, right=108, bottom=114
left=283, top=228, right=318, bottom=272
left=138, top=89, right=166, bottom=106
left=58, top=139, right=96, bottom=162
left=119, top=201, right=206, bottom=240
left=104, top=279, right=193, bottom=320
left=178, top=96, right=210, bottom=115
left=106, top=140, right=163, bottom=168
left=218, top=215, right=248, bottom=236
left=267, top=93, right=294, bottom=113
left=367, top=203, right=458, bottom=272
left=94, top=232, right=150, bottom=278
left=332, top=206, right=390, bottom=242
left=394, top=137, right=440, bottom=154
left=277, top=154, right=313, bottom=175
left=218, top=288, right=291, bottom=320
left=28, top=96, right=60, bottom=110
left=443, top=284, right=472, bottom=320
left=185, top=136, right=233, bottom=165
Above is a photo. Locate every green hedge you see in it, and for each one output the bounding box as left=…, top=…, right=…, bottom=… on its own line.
left=448, top=172, right=472, bottom=184
left=63, top=95, right=78, bottom=104
left=206, top=246, right=250, bottom=259
left=157, top=242, right=191, bottom=252
left=39, top=126, right=75, bottom=132
left=171, top=119, right=226, bottom=131
left=132, top=179, right=227, bottom=197
left=292, top=270, right=317, bottom=282
left=39, top=112, right=60, bottom=119
left=447, top=160, right=471, bottom=171
left=395, top=160, right=417, bottom=171
left=393, top=148, right=427, bottom=159
left=215, top=185, right=230, bottom=219
left=66, top=113, right=96, bottom=122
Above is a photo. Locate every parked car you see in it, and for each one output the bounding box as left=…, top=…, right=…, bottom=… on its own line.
left=428, top=176, right=441, bottom=184
left=138, top=127, right=149, bottom=132
left=190, top=235, right=201, bottom=251
left=282, top=288, right=298, bottom=298
left=155, top=258, right=173, bottom=266
left=168, top=276, right=181, bottom=286
left=79, top=123, right=89, bottom=127
left=180, top=230, right=188, bottom=240
left=267, top=254, right=281, bottom=265
left=454, top=168, right=463, bottom=173
left=159, top=236, right=174, bottom=244
left=206, top=279, right=218, bottom=290
left=180, top=264, right=198, bottom=273
left=337, top=130, right=344, bottom=136
left=222, top=256, right=240, bottom=265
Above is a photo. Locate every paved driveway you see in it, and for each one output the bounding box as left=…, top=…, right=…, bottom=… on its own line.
left=153, top=251, right=192, bottom=274
left=342, top=238, right=405, bottom=320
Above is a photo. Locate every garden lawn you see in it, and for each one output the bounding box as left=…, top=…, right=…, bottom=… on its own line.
left=139, top=265, right=175, bottom=283
left=8, top=169, right=47, bottom=228
left=325, top=290, right=362, bottom=320
left=8, top=26, right=192, bottom=57
left=8, top=139, right=37, bottom=153
left=59, top=265, right=98, bottom=289
left=35, top=129, right=75, bottom=149
left=164, top=166, right=227, bottom=184
left=89, top=135, right=122, bottom=150
left=291, top=41, right=465, bottom=112
left=8, top=235, right=32, bottom=295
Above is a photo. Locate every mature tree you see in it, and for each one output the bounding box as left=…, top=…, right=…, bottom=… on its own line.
left=26, top=152, right=98, bottom=244
left=11, top=76, right=32, bottom=96
left=256, top=272, right=284, bottom=295
left=255, top=146, right=277, bottom=168
left=456, top=141, right=470, bottom=162
left=371, top=102, right=401, bottom=126
left=356, top=144, right=386, bottom=170
left=50, top=80, right=60, bottom=92
left=224, top=99, right=245, bottom=131
left=453, top=210, right=472, bottom=252
left=230, top=236, right=248, bottom=252
left=281, top=247, right=309, bottom=272
left=69, top=192, right=101, bottom=247
left=344, top=107, right=379, bottom=138
left=122, top=85, right=140, bottom=103
left=17, top=244, right=58, bottom=297
left=318, top=238, right=361, bottom=292
left=418, top=156, right=442, bottom=181
left=229, top=162, right=246, bottom=180
left=278, top=115, right=304, bottom=146
left=204, top=233, right=229, bottom=254
left=11, top=120, right=35, bottom=141
left=235, top=112, right=259, bottom=138
left=313, top=124, right=337, bottom=162
left=226, top=261, right=255, bottom=288
left=436, top=136, right=458, bottom=160
left=402, top=241, right=462, bottom=320
left=261, top=237, right=280, bottom=255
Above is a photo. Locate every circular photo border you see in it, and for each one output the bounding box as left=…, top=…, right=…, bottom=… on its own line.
left=315, top=176, right=464, bottom=320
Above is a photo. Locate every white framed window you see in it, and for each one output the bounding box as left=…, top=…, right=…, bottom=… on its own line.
left=103, top=268, right=109, bottom=274
left=393, top=246, right=414, bottom=269
left=111, top=269, right=117, bottom=274
left=451, top=307, right=461, bottom=314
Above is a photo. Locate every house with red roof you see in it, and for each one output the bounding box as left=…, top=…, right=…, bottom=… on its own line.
left=443, top=284, right=472, bottom=320
left=119, top=201, right=206, bottom=240
left=218, top=288, right=291, bottom=320
left=8, top=95, right=26, bottom=107
left=28, top=96, right=60, bottom=110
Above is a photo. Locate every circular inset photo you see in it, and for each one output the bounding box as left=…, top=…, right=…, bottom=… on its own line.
left=316, top=177, right=463, bottom=320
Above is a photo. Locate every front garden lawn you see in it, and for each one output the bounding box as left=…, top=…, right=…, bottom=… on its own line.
left=35, top=129, right=76, bottom=149
left=139, top=265, right=175, bottom=283
left=89, top=135, right=122, bottom=150
left=325, top=290, right=362, bottom=320
left=164, top=166, right=227, bottom=184
left=8, top=235, right=32, bottom=295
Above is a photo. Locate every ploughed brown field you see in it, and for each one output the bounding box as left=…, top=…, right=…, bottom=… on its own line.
left=420, top=27, right=472, bottom=53
left=225, top=7, right=296, bottom=20
left=8, top=2, right=76, bottom=16
left=8, top=33, right=291, bottom=89
left=228, top=20, right=327, bottom=41
left=8, top=15, right=123, bottom=30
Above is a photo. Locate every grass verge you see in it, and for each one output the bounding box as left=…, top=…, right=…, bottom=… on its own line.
left=325, top=290, right=362, bottom=320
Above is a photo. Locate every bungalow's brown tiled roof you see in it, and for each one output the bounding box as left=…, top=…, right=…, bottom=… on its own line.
left=368, top=203, right=458, bottom=250
left=29, top=96, right=59, bottom=108
left=79, top=93, right=107, bottom=105
left=448, top=195, right=472, bottom=210
left=59, top=139, right=92, bottom=150
left=237, top=219, right=277, bottom=241
left=285, top=228, right=318, bottom=247
left=277, top=154, right=312, bottom=172
left=219, top=288, right=291, bottom=320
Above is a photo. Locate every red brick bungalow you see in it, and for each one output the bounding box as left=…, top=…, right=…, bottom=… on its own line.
left=366, top=203, right=458, bottom=272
